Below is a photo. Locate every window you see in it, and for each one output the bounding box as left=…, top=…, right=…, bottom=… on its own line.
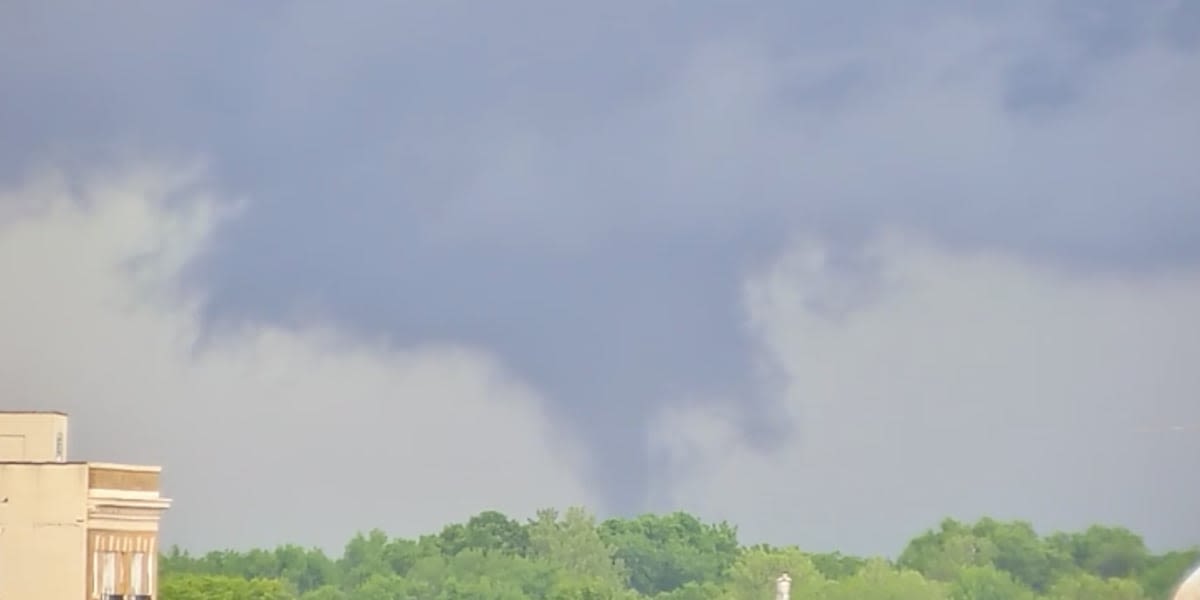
left=90, top=532, right=156, bottom=600
left=101, top=551, right=117, bottom=598
left=91, top=547, right=98, bottom=598
left=90, top=547, right=122, bottom=597
left=131, top=552, right=146, bottom=597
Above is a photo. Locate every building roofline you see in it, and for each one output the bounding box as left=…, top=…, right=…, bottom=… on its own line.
left=87, top=462, right=162, bottom=473
left=0, top=462, right=163, bottom=471
left=0, top=460, right=86, bottom=465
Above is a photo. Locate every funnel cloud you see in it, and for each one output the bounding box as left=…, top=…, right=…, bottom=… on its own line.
left=1, top=1, right=1198, bottom=554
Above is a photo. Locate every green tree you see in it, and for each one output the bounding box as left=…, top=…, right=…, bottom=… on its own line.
left=545, top=574, right=641, bottom=600
left=822, top=559, right=948, bottom=600
left=898, top=519, right=997, bottom=582
left=160, top=545, right=197, bottom=574
left=722, top=546, right=827, bottom=599
left=949, top=565, right=1035, bottom=600
left=298, top=585, right=346, bottom=600
left=1050, top=525, right=1149, bottom=579
left=599, top=512, right=739, bottom=595
left=1045, top=571, right=1147, bottom=600
left=159, top=574, right=295, bottom=600
left=381, top=536, right=433, bottom=575
left=528, top=506, right=628, bottom=588
left=348, top=573, right=408, bottom=600
left=338, top=529, right=393, bottom=589
left=1139, top=549, right=1200, bottom=600
left=155, top=511, right=1192, bottom=600
left=442, top=548, right=556, bottom=596
left=439, top=510, right=532, bottom=557
left=809, top=551, right=867, bottom=580
left=650, top=581, right=725, bottom=600
left=273, top=544, right=338, bottom=593
left=969, top=518, right=1072, bottom=591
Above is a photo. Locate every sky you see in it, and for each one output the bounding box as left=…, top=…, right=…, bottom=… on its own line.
left=1, top=1, right=1198, bottom=556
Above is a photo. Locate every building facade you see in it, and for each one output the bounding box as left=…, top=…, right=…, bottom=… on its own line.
left=0, top=412, right=171, bottom=600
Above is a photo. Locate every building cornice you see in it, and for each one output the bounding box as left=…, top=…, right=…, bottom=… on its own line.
left=87, top=462, right=162, bottom=473
left=89, top=492, right=173, bottom=520
left=89, top=488, right=164, bottom=501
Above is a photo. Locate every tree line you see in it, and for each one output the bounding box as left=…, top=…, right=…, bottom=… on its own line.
left=158, top=508, right=1198, bottom=599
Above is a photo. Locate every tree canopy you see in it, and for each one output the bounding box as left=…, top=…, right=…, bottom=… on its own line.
left=159, top=511, right=1197, bottom=600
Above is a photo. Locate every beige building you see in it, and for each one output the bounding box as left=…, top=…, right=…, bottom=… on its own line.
left=0, top=411, right=171, bottom=600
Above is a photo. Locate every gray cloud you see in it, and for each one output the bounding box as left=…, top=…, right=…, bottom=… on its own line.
left=2, top=0, right=1198, bottom=533
left=0, top=168, right=594, bottom=552
left=654, top=233, right=1200, bottom=555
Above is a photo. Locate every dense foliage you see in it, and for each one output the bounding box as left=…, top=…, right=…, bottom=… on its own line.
left=159, top=509, right=1197, bottom=600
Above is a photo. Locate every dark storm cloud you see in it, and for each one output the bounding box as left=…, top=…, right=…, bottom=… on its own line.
left=2, top=0, right=1198, bottom=513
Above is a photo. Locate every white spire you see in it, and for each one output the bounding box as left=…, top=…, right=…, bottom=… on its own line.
left=775, top=572, right=792, bottom=600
